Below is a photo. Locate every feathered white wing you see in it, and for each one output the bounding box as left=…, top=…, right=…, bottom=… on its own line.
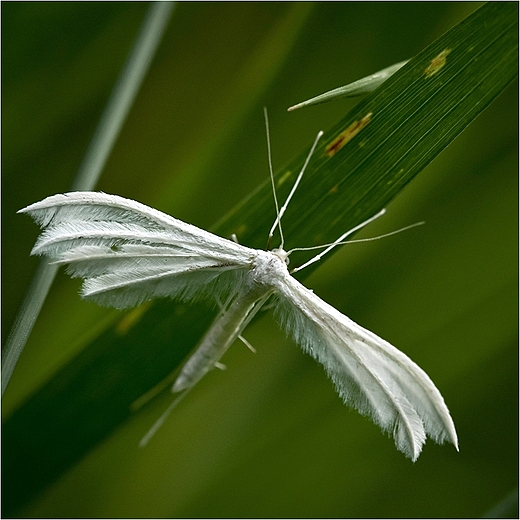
left=20, top=191, right=458, bottom=460
left=272, top=273, right=458, bottom=461
left=19, top=192, right=256, bottom=309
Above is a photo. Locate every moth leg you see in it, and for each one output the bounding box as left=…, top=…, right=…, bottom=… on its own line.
left=215, top=295, right=256, bottom=354
left=238, top=334, right=257, bottom=354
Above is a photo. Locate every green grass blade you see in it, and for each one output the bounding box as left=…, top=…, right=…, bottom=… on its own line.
left=1, top=2, right=175, bottom=395
left=287, top=60, right=409, bottom=110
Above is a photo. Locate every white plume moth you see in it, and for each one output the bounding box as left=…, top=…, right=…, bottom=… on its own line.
left=19, top=113, right=457, bottom=461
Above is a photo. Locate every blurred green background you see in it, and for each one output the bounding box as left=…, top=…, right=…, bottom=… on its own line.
left=2, top=2, right=518, bottom=518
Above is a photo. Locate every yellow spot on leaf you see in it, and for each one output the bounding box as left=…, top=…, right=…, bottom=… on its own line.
left=326, top=112, right=372, bottom=157
left=276, top=170, right=293, bottom=187
left=116, top=302, right=151, bottom=335
left=424, top=49, right=451, bottom=78
left=234, top=224, right=247, bottom=237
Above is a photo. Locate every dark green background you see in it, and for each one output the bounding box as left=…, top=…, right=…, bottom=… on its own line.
left=2, top=3, right=518, bottom=517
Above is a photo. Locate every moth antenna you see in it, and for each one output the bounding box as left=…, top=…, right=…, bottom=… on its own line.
left=264, top=108, right=284, bottom=250
left=268, top=129, right=324, bottom=247
left=265, top=108, right=324, bottom=251
left=333, top=221, right=425, bottom=246
left=289, top=220, right=425, bottom=263
left=290, top=208, right=387, bottom=273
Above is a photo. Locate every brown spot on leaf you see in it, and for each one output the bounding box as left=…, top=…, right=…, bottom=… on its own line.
left=326, top=113, right=372, bottom=157
left=424, top=49, right=451, bottom=78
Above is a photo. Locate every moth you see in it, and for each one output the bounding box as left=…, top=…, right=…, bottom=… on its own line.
left=19, top=119, right=458, bottom=461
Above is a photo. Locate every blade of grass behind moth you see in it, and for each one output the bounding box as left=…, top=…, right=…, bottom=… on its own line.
left=1, top=2, right=175, bottom=396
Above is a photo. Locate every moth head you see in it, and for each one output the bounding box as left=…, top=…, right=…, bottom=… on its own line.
left=271, top=247, right=290, bottom=266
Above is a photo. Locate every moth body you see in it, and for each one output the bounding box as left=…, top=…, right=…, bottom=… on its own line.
left=19, top=119, right=458, bottom=460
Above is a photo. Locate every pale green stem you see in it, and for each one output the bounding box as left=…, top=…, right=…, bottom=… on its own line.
left=2, top=2, right=176, bottom=396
